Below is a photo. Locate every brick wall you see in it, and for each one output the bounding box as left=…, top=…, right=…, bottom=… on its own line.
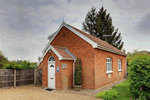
left=40, top=26, right=126, bottom=90
left=51, top=26, right=95, bottom=89
left=94, top=49, right=126, bottom=89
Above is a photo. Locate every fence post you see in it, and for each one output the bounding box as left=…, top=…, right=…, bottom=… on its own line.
left=34, top=68, right=37, bottom=85
left=14, top=69, right=16, bottom=87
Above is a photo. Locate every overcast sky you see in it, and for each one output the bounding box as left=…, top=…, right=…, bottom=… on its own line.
left=0, top=0, right=150, bottom=62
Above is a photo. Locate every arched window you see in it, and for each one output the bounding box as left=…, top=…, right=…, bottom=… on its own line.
left=106, top=57, right=112, bottom=71
left=118, top=59, right=122, bottom=70
left=49, top=56, right=55, bottom=61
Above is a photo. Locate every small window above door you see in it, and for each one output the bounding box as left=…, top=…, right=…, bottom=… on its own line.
left=49, top=56, right=55, bottom=61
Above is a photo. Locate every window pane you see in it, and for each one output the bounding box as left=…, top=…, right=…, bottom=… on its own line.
left=49, top=56, right=55, bottom=61
left=107, top=63, right=108, bottom=71
left=50, top=65, right=54, bottom=68
left=110, top=63, right=112, bottom=71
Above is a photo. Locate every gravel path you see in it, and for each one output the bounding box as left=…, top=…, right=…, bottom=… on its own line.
left=64, top=78, right=127, bottom=97
left=0, top=85, right=102, bottom=100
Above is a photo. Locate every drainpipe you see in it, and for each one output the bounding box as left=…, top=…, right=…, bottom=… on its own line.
left=73, top=59, right=76, bottom=86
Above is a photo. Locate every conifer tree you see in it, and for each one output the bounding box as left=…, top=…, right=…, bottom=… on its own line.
left=83, top=6, right=124, bottom=50
left=74, top=58, right=82, bottom=85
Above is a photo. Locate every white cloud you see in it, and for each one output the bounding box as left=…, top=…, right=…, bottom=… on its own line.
left=0, top=0, right=150, bottom=62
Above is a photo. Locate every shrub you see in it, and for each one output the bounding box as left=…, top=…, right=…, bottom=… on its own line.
left=74, top=58, right=82, bottom=85
left=3, top=61, right=37, bottom=69
left=95, top=90, right=119, bottom=100
left=3, top=62, right=22, bottom=69
left=0, top=50, right=8, bottom=69
left=128, top=54, right=150, bottom=99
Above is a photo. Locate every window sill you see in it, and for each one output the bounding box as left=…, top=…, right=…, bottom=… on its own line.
left=106, top=71, right=114, bottom=74
left=118, top=69, right=123, bottom=72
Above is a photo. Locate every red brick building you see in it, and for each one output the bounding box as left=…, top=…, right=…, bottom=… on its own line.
left=38, top=22, right=127, bottom=90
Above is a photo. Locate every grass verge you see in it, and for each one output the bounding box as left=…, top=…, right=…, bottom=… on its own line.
left=95, top=80, right=133, bottom=100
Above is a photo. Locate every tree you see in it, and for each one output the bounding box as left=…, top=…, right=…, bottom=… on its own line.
left=83, top=6, right=124, bottom=50
left=0, top=50, right=8, bottom=69
left=74, top=58, right=82, bottom=85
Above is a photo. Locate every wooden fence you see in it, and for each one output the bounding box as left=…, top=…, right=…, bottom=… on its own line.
left=0, top=68, right=42, bottom=88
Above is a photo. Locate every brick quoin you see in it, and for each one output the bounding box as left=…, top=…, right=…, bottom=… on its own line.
left=39, top=26, right=126, bottom=90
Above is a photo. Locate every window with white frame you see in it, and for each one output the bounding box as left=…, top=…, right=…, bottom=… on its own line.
left=106, top=58, right=112, bottom=71
left=118, top=59, right=122, bottom=70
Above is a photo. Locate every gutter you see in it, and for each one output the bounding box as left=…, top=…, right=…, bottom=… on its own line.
left=96, top=45, right=127, bottom=56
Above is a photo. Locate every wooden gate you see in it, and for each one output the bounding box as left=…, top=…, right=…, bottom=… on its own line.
left=36, top=68, right=42, bottom=85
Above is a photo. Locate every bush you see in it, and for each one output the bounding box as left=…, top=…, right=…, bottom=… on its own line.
left=95, top=90, right=119, bottom=100
left=128, top=54, right=150, bottom=99
left=3, top=62, right=22, bottom=69
left=0, top=50, right=8, bottom=69
left=74, top=58, right=82, bottom=85
left=3, top=61, right=37, bottom=69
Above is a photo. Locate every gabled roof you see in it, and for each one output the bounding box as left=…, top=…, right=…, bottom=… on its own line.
left=67, top=24, right=126, bottom=56
left=39, top=21, right=126, bottom=65
left=46, top=22, right=126, bottom=56
left=52, top=46, right=75, bottom=60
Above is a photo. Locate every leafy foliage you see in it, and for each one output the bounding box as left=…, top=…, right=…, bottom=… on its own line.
left=95, top=80, right=133, bottom=100
left=74, top=58, right=82, bottom=85
left=95, top=90, right=118, bottom=100
left=128, top=54, right=150, bottom=99
left=83, top=6, right=124, bottom=50
left=3, top=62, right=21, bottom=69
left=0, top=50, right=8, bottom=69
left=3, top=60, right=37, bottom=69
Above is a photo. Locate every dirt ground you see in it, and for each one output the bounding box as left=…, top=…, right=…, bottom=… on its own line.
left=0, top=85, right=102, bottom=100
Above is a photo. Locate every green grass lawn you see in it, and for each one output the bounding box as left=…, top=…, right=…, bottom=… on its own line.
left=95, top=80, right=134, bottom=100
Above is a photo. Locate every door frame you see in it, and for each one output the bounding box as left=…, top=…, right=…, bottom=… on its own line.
left=48, top=56, right=55, bottom=89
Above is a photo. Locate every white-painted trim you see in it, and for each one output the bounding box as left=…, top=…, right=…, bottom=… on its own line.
left=47, top=32, right=56, bottom=39
left=63, top=23, right=98, bottom=48
left=43, top=22, right=98, bottom=54
left=118, top=69, right=123, bottom=72
left=108, top=74, right=111, bottom=78
left=39, top=21, right=126, bottom=66
left=106, top=71, right=114, bottom=74
left=42, top=40, right=51, bottom=54
left=38, top=46, right=51, bottom=65
left=96, top=45, right=127, bottom=56
left=38, top=45, right=75, bottom=65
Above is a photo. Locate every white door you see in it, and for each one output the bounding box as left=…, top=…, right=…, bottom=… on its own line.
left=48, top=57, right=55, bottom=89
